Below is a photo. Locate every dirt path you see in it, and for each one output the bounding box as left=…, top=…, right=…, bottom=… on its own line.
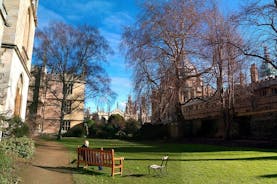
left=17, top=139, right=73, bottom=184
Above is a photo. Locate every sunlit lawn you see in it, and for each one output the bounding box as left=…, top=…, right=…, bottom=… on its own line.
left=59, top=138, right=277, bottom=184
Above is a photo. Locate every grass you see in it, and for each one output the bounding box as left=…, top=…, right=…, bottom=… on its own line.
left=59, top=138, right=277, bottom=184
left=0, top=149, right=17, bottom=183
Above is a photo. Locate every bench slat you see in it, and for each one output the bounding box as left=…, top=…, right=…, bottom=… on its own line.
left=77, top=147, right=124, bottom=176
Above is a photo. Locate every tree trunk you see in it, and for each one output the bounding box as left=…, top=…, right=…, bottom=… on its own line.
left=57, top=99, right=65, bottom=140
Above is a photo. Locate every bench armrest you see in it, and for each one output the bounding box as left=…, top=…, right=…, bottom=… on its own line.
left=114, top=157, right=124, bottom=161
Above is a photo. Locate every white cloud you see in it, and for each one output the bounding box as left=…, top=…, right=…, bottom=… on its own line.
left=39, top=0, right=115, bottom=25
left=111, top=77, right=132, bottom=89
left=71, top=0, right=114, bottom=15
left=100, top=29, right=121, bottom=51
left=104, top=12, right=134, bottom=29
left=37, top=5, right=66, bottom=28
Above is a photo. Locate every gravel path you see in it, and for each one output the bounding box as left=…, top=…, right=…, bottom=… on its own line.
left=17, top=139, right=73, bottom=184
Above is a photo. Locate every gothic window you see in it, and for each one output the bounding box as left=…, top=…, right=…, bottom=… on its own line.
left=65, top=83, right=73, bottom=95
left=62, top=120, right=71, bottom=131
left=64, top=100, right=72, bottom=114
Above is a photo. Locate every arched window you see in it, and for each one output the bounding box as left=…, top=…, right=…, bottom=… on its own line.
left=14, top=75, right=23, bottom=116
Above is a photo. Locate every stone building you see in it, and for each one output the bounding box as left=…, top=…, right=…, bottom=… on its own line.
left=125, top=96, right=138, bottom=120
left=27, top=66, right=85, bottom=134
left=138, top=96, right=150, bottom=124
left=151, top=59, right=213, bottom=124
left=0, top=0, right=8, bottom=46
left=182, top=62, right=277, bottom=140
left=91, top=96, right=148, bottom=123
left=94, top=103, right=126, bottom=123
left=0, top=0, right=38, bottom=121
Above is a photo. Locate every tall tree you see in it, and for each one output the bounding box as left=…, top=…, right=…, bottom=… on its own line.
left=232, top=0, right=277, bottom=69
left=122, top=0, right=213, bottom=124
left=34, top=22, right=114, bottom=140
left=206, top=7, right=244, bottom=139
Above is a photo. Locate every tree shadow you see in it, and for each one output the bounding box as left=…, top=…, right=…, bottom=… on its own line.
left=60, top=137, right=277, bottom=154
left=125, top=155, right=277, bottom=162
left=259, top=174, right=277, bottom=178
left=113, top=143, right=277, bottom=153
left=32, top=165, right=105, bottom=176
left=122, top=174, right=147, bottom=177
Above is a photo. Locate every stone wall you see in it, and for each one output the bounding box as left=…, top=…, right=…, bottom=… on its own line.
left=0, top=0, right=8, bottom=46
left=0, top=0, right=37, bottom=120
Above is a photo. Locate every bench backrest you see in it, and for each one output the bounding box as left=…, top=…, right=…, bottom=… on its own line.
left=77, top=147, right=114, bottom=167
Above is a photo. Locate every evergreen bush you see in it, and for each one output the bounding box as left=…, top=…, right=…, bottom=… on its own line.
left=0, top=137, right=35, bottom=158
left=139, top=123, right=168, bottom=140
left=125, top=118, right=141, bottom=137
left=63, top=124, right=86, bottom=137
left=13, top=123, right=29, bottom=137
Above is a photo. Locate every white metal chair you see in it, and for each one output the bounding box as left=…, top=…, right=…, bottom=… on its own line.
left=148, top=156, right=169, bottom=175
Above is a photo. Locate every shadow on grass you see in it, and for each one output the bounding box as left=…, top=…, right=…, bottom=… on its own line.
left=126, top=155, right=277, bottom=162
left=259, top=174, right=277, bottom=178
left=122, top=174, right=147, bottom=177
left=33, top=165, right=105, bottom=176
left=113, top=144, right=277, bottom=153
left=59, top=137, right=277, bottom=155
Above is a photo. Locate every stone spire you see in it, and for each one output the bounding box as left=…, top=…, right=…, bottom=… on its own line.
left=251, top=64, right=258, bottom=83
left=259, top=47, right=277, bottom=79
left=239, top=72, right=245, bottom=85
left=264, top=46, right=270, bottom=62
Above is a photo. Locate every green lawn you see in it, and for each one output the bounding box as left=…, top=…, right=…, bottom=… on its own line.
left=59, top=138, right=277, bottom=184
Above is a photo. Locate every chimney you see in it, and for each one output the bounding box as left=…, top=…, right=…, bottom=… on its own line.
left=250, top=64, right=258, bottom=83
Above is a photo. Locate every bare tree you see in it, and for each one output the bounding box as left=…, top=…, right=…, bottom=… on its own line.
left=232, top=0, right=277, bottom=69
left=34, top=22, right=114, bottom=140
left=121, top=0, right=215, bottom=124
left=206, top=7, right=245, bottom=139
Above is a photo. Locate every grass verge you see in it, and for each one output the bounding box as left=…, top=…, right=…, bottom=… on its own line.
left=59, top=138, right=277, bottom=184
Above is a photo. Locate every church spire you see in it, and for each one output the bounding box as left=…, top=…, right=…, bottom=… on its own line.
left=264, top=46, right=270, bottom=63
left=259, top=46, right=277, bottom=79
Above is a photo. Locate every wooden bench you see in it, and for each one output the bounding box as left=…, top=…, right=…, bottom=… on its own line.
left=77, top=147, right=124, bottom=176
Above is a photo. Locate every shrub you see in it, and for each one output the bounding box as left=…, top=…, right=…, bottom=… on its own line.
left=108, top=114, right=126, bottom=130
left=88, top=121, right=120, bottom=139
left=84, top=119, right=95, bottom=128
left=138, top=123, right=168, bottom=140
left=115, top=130, right=127, bottom=138
left=63, top=124, right=86, bottom=137
left=1, top=116, right=29, bottom=138
left=0, top=137, right=35, bottom=159
left=125, top=119, right=141, bottom=136
left=13, top=123, right=29, bottom=137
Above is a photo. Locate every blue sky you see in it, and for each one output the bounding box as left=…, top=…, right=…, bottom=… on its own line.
left=36, top=0, right=245, bottom=112
left=37, top=0, right=142, bottom=112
